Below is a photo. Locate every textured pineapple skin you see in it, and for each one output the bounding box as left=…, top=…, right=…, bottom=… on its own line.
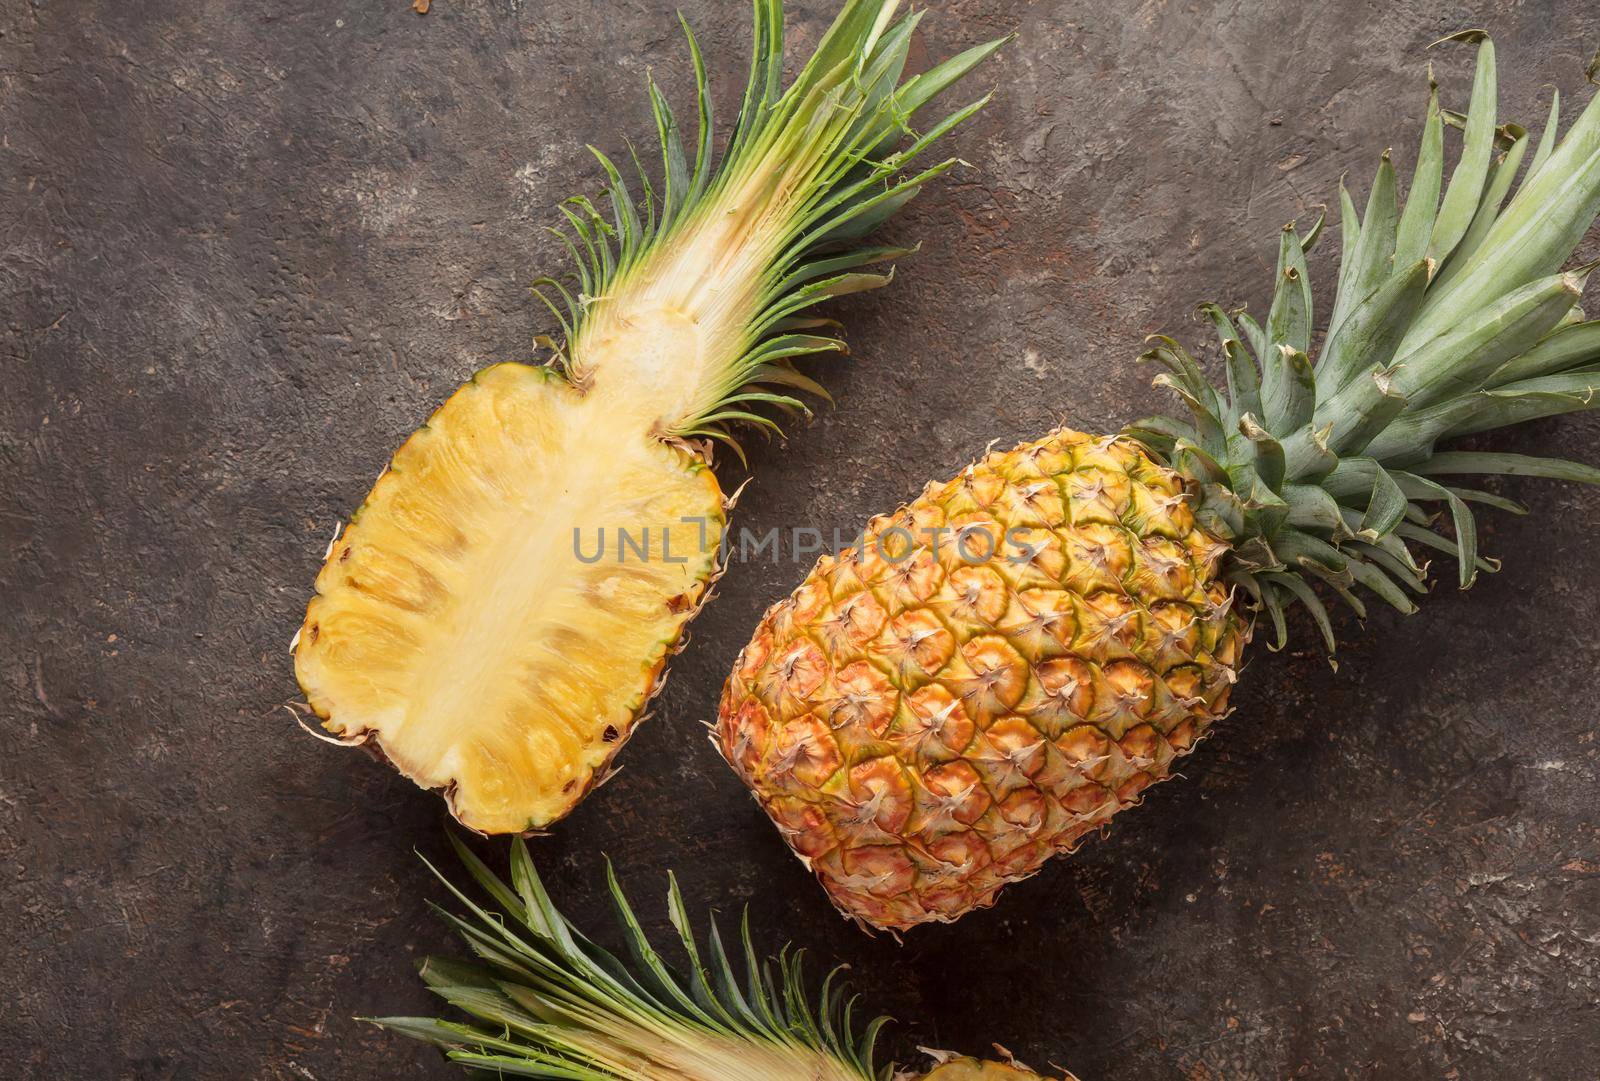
left=716, top=429, right=1245, bottom=930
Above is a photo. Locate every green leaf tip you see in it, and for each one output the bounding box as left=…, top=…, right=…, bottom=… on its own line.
left=1428, top=28, right=1491, bottom=48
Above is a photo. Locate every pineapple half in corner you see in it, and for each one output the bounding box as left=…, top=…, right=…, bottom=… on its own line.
left=377, top=833, right=1077, bottom=1080
left=291, top=0, right=1006, bottom=833
left=717, top=34, right=1600, bottom=930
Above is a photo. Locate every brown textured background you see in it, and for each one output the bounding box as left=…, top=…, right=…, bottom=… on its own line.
left=4, top=1, right=1599, bottom=1078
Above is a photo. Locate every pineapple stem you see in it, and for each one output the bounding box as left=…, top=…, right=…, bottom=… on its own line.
left=533, top=0, right=1007, bottom=458
left=1127, top=35, right=1600, bottom=653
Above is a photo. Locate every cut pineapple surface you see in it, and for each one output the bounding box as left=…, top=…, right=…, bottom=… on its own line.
left=292, top=0, right=1006, bottom=831
left=296, top=363, right=724, bottom=832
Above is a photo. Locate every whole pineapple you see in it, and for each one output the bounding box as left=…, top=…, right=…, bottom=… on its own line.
left=721, top=430, right=1242, bottom=927
left=291, top=0, right=1004, bottom=833
left=717, top=34, right=1600, bottom=930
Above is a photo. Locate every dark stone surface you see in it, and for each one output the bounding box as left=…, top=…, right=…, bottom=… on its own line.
left=4, top=1, right=1599, bottom=1078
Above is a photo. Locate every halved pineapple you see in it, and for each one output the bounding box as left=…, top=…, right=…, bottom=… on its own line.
left=292, top=0, right=1004, bottom=831
left=379, top=836, right=1062, bottom=1080
left=297, top=365, right=725, bottom=831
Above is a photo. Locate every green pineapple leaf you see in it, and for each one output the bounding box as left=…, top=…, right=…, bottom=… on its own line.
left=371, top=835, right=894, bottom=1081
left=1132, top=34, right=1600, bottom=652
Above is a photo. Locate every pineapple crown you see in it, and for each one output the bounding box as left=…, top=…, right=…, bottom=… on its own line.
left=531, top=0, right=1007, bottom=459
left=375, top=836, right=1058, bottom=1079
left=1128, top=32, right=1600, bottom=655
left=375, top=832, right=892, bottom=1080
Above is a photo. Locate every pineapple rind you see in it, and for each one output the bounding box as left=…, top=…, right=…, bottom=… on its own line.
left=718, top=430, right=1243, bottom=930
left=295, top=363, right=725, bottom=833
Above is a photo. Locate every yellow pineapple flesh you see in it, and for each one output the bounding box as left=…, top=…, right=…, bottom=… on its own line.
left=717, top=430, right=1243, bottom=929
left=296, top=363, right=724, bottom=833
left=290, top=0, right=1005, bottom=832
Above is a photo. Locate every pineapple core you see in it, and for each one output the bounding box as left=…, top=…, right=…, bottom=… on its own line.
left=295, top=362, right=724, bottom=832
